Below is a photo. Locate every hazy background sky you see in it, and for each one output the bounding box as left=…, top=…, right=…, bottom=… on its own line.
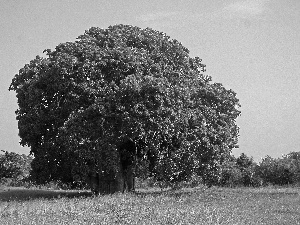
left=1, top=0, right=299, bottom=161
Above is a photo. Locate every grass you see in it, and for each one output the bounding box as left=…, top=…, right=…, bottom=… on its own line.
left=0, top=186, right=300, bottom=224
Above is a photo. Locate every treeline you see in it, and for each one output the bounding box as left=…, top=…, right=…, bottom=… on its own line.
left=1, top=150, right=300, bottom=188
left=218, top=152, right=300, bottom=187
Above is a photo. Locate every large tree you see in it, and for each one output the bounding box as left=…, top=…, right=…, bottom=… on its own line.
left=10, top=24, right=240, bottom=192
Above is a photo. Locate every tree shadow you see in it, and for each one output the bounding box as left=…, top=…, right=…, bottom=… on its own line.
left=134, top=186, right=212, bottom=198
left=0, top=188, right=93, bottom=202
left=0, top=186, right=215, bottom=202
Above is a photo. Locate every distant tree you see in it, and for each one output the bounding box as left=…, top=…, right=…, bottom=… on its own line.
left=236, top=153, right=257, bottom=186
left=258, top=155, right=293, bottom=186
left=218, top=153, right=263, bottom=187
left=281, top=152, right=300, bottom=185
left=9, top=24, right=241, bottom=192
left=0, top=150, right=33, bottom=185
left=236, top=153, right=254, bottom=169
left=218, top=155, right=243, bottom=187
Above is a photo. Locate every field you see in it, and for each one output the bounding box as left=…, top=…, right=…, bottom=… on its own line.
left=0, top=186, right=300, bottom=224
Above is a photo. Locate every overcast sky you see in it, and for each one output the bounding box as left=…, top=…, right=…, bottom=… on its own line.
left=1, top=0, right=299, bottom=161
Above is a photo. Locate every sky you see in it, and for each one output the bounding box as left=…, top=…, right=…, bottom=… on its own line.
left=0, top=0, right=299, bottom=161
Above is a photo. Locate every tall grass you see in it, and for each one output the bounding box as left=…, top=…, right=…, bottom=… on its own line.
left=1, top=186, right=300, bottom=224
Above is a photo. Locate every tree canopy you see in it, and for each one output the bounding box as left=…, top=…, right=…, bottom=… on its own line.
left=9, top=24, right=241, bottom=187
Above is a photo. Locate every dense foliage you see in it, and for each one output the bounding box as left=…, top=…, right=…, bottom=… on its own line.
left=0, top=150, right=32, bottom=186
left=258, top=152, right=300, bottom=185
left=9, top=24, right=241, bottom=186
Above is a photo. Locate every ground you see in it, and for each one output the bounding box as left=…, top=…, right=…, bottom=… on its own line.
left=0, top=186, right=300, bottom=224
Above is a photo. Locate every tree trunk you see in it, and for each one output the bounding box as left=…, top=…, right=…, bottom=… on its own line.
left=87, top=172, right=100, bottom=195
left=124, top=165, right=135, bottom=192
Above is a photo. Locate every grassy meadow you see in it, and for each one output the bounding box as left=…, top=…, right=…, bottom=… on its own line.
left=0, top=186, right=300, bottom=224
